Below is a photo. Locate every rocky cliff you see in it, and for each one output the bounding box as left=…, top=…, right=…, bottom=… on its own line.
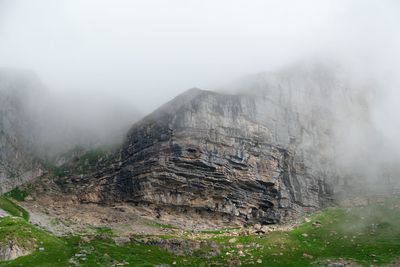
left=0, top=70, right=43, bottom=193
left=40, top=63, right=372, bottom=226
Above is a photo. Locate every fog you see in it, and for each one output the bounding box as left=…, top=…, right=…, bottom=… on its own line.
left=1, top=0, right=400, bottom=178
left=1, top=0, right=397, bottom=112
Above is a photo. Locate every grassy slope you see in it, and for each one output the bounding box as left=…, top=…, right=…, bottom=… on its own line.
left=0, top=217, right=72, bottom=267
left=0, top=218, right=201, bottom=267
left=1, top=198, right=400, bottom=266
left=0, top=196, right=29, bottom=220
left=65, top=238, right=205, bottom=267
left=209, top=204, right=400, bottom=266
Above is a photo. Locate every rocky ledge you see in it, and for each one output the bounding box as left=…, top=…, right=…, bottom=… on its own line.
left=33, top=63, right=372, bottom=226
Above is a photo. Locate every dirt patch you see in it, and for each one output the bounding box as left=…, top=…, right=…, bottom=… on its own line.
left=18, top=195, right=304, bottom=238
left=20, top=196, right=174, bottom=236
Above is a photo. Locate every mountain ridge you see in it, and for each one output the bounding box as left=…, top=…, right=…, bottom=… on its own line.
left=5, top=62, right=378, bottom=227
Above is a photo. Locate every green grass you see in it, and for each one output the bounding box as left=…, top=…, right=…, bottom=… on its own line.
left=0, top=217, right=75, bottom=267
left=0, top=218, right=204, bottom=267
left=0, top=196, right=29, bottom=220
left=5, top=187, right=29, bottom=201
left=198, top=228, right=240, bottom=235
left=146, top=221, right=178, bottom=229
left=206, top=200, right=400, bottom=266
left=66, top=238, right=206, bottom=267
left=2, top=198, right=400, bottom=266
left=95, top=226, right=114, bottom=236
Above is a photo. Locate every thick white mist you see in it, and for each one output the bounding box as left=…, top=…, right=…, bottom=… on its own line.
left=1, top=0, right=398, bottom=113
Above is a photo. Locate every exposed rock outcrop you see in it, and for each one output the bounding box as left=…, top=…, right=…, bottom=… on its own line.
left=38, top=62, right=374, bottom=226
left=0, top=70, right=44, bottom=193
left=0, top=240, right=32, bottom=261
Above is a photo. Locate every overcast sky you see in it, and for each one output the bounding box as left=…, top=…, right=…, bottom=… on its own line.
left=0, top=0, right=399, bottom=113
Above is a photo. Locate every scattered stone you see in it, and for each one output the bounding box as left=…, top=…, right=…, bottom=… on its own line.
left=262, top=225, right=270, bottom=231
left=113, top=236, right=131, bottom=246
left=328, top=263, right=345, bottom=267
left=0, top=210, right=9, bottom=218
left=303, top=253, right=313, bottom=259
left=312, top=220, right=322, bottom=227
left=253, top=224, right=262, bottom=230
left=25, top=195, right=34, bottom=201
left=228, top=238, right=237, bottom=243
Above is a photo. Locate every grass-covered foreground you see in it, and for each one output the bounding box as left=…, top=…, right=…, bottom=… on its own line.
left=1, top=197, right=400, bottom=266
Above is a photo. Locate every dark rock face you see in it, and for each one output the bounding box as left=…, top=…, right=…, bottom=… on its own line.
left=38, top=63, right=372, bottom=225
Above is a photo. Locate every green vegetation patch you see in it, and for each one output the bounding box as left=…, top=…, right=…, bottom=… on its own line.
left=206, top=200, right=400, bottom=266
left=2, top=198, right=400, bottom=266
left=0, top=223, right=203, bottom=267
left=198, top=228, right=240, bottom=235
left=0, top=196, right=29, bottom=220
left=5, top=187, right=29, bottom=201
left=65, top=238, right=204, bottom=267
left=95, top=226, right=114, bottom=236
left=146, top=221, right=178, bottom=229
left=0, top=217, right=74, bottom=267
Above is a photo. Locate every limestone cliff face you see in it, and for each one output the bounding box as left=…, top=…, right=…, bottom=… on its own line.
left=0, top=70, right=43, bottom=193
left=112, top=89, right=331, bottom=224
left=52, top=63, right=370, bottom=225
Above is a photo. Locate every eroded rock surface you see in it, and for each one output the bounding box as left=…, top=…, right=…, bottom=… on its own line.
left=0, top=241, right=32, bottom=261
left=0, top=70, right=44, bottom=193
left=33, top=63, right=373, bottom=226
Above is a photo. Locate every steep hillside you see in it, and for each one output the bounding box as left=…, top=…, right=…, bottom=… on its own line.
left=0, top=70, right=44, bottom=193
left=32, top=63, right=375, bottom=226
left=0, top=69, right=142, bottom=194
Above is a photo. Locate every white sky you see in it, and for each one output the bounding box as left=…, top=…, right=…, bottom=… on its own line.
left=0, top=0, right=399, bottom=113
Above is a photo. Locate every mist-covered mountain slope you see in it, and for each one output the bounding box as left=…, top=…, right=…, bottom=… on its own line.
left=0, top=68, right=142, bottom=194
left=0, top=70, right=44, bottom=193
left=31, top=62, right=376, bottom=226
